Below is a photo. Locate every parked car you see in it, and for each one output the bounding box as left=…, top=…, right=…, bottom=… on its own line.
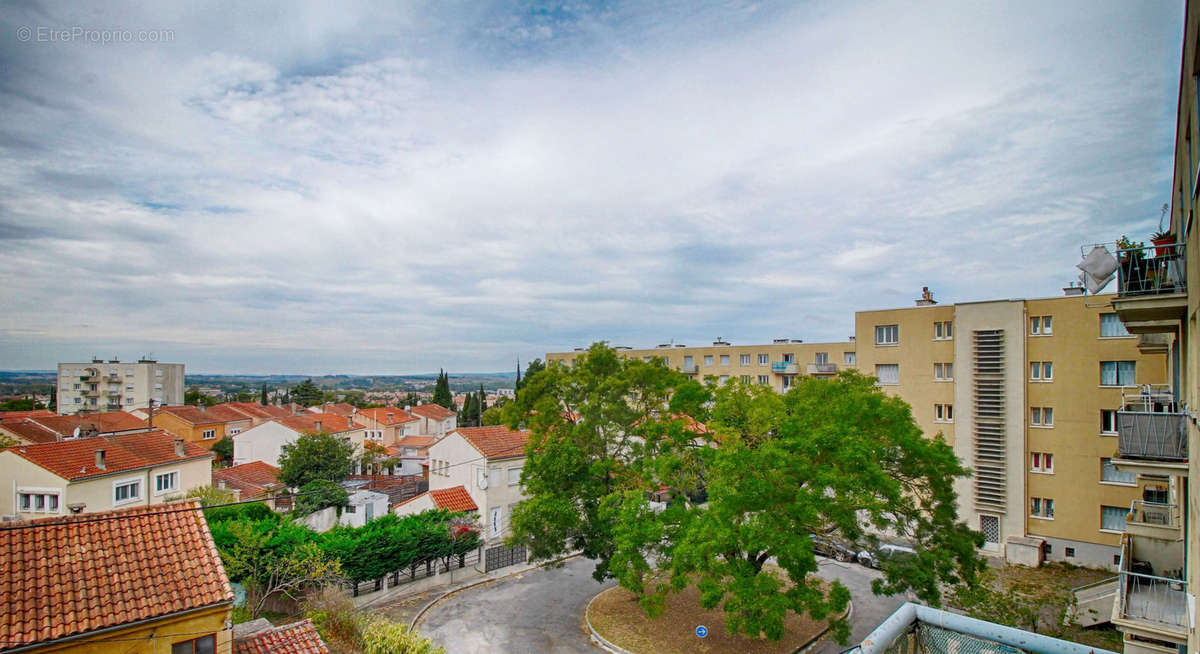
left=857, top=543, right=917, bottom=569
left=809, top=534, right=857, bottom=562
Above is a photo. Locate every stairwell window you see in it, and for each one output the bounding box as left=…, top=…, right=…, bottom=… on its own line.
left=1100, top=361, right=1136, bottom=386
left=1031, top=452, right=1053, bottom=473
left=934, top=362, right=953, bottom=381
left=1099, top=313, right=1132, bottom=338
left=1030, top=316, right=1053, bottom=335
left=875, top=364, right=899, bottom=386
left=1030, top=361, right=1053, bottom=381
left=1030, top=407, right=1054, bottom=427
left=875, top=325, right=899, bottom=346
left=934, top=321, right=953, bottom=340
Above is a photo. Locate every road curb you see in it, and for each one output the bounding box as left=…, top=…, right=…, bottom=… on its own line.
left=583, top=586, right=853, bottom=654
left=409, top=552, right=582, bottom=630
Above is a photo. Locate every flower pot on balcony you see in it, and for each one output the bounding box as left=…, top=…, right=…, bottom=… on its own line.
left=1152, top=233, right=1176, bottom=257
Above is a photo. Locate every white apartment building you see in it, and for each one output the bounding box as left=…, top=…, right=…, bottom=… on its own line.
left=57, top=359, right=185, bottom=415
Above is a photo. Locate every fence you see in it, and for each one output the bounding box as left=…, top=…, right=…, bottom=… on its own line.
left=347, top=548, right=481, bottom=597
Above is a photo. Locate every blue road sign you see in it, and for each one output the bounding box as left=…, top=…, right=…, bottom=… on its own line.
left=696, top=625, right=708, bottom=638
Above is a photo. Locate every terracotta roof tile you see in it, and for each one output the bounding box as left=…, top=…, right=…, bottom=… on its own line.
left=356, top=407, right=419, bottom=425
left=0, top=420, right=61, bottom=444
left=395, top=436, right=435, bottom=449
left=309, top=403, right=356, bottom=417
left=409, top=404, right=455, bottom=421
left=277, top=414, right=360, bottom=434
left=0, top=501, right=233, bottom=650
left=224, top=403, right=293, bottom=419
left=212, top=462, right=283, bottom=499
left=429, top=486, right=477, bottom=512
left=158, top=405, right=252, bottom=425
left=234, top=619, right=330, bottom=654
left=453, top=426, right=530, bottom=460
left=31, top=411, right=147, bottom=438
left=3, top=430, right=212, bottom=481
left=0, top=410, right=56, bottom=424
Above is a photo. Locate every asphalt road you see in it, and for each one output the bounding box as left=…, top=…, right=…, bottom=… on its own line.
left=418, top=554, right=907, bottom=653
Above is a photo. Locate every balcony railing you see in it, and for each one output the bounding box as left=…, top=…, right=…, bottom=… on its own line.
left=1118, top=243, right=1186, bottom=297
left=678, top=364, right=698, bottom=374
left=806, top=363, right=838, bottom=375
left=1127, top=500, right=1179, bottom=529
left=1118, top=535, right=1188, bottom=631
left=1117, top=411, right=1188, bottom=461
left=771, top=361, right=799, bottom=374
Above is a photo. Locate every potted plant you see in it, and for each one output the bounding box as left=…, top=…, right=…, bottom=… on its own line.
left=1151, top=229, right=1176, bottom=256
left=1116, top=235, right=1148, bottom=293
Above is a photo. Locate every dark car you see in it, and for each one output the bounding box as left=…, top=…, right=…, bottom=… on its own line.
left=809, top=534, right=857, bottom=562
left=856, top=543, right=917, bottom=569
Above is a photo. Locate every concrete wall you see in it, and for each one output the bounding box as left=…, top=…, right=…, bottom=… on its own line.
left=57, top=361, right=185, bottom=415
left=232, top=422, right=297, bottom=467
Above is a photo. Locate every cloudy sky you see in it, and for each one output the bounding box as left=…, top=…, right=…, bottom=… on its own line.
left=0, top=1, right=1185, bottom=374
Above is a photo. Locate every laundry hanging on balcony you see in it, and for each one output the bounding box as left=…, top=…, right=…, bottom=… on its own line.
left=1077, top=245, right=1118, bottom=294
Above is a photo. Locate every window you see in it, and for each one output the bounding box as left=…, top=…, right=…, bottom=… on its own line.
left=875, top=364, right=899, bottom=386
left=719, top=354, right=730, bottom=366
left=229, top=427, right=242, bottom=435
left=934, top=362, right=953, bottom=381
left=74, top=397, right=81, bottom=404
left=1101, top=458, right=1136, bottom=484
left=154, top=471, right=179, bottom=494
left=1101, top=505, right=1128, bottom=532
left=1030, top=361, right=1053, bottom=381
left=719, top=375, right=729, bottom=384
left=875, top=324, right=899, bottom=345
left=125, top=397, right=133, bottom=404
left=1101, top=410, right=1118, bottom=434
left=783, top=353, right=794, bottom=363
left=740, top=375, right=751, bottom=383
left=815, top=352, right=828, bottom=365
left=934, top=404, right=954, bottom=423
left=1065, top=547, right=1075, bottom=558
left=1100, top=361, right=1136, bottom=386
left=757, top=354, right=769, bottom=365
left=934, top=321, right=953, bottom=340
left=202, top=428, right=216, bottom=440
left=1030, top=497, right=1054, bottom=519
left=740, top=354, right=751, bottom=366
left=704, top=355, right=714, bottom=366
left=683, top=355, right=694, bottom=368
left=125, top=369, right=133, bottom=377
left=155, top=369, right=163, bottom=377
left=172, top=635, right=216, bottom=654
left=757, top=375, right=769, bottom=384
left=125, top=385, right=134, bottom=391
left=1030, top=407, right=1054, bottom=426
left=844, top=352, right=856, bottom=365
left=1030, top=316, right=1053, bottom=335
left=17, top=491, right=60, bottom=513
left=508, top=466, right=522, bottom=486
left=980, top=515, right=999, bottom=544
left=73, top=383, right=80, bottom=390
left=114, top=479, right=141, bottom=505
left=1031, top=452, right=1053, bottom=473
left=1100, top=313, right=1132, bottom=338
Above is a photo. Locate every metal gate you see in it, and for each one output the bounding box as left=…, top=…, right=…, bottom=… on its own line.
left=484, top=544, right=527, bottom=572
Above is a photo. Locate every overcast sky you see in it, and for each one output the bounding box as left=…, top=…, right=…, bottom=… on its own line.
left=0, top=1, right=1185, bottom=374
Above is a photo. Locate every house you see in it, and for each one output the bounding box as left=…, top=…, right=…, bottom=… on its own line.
left=393, top=484, right=478, bottom=516
left=0, top=409, right=55, bottom=423
left=232, top=414, right=366, bottom=468
left=151, top=404, right=253, bottom=450
left=1, top=410, right=152, bottom=443
left=422, top=425, right=530, bottom=544
left=390, top=435, right=436, bottom=476
left=409, top=403, right=458, bottom=438
left=212, top=461, right=286, bottom=507
left=297, top=487, right=388, bottom=532
left=0, top=430, right=213, bottom=518
left=0, top=419, right=62, bottom=445
left=234, top=618, right=330, bottom=654
left=220, top=401, right=295, bottom=425
left=353, top=407, right=420, bottom=444
left=0, top=500, right=234, bottom=652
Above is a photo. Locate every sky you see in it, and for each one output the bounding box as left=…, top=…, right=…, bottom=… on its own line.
left=0, top=1, right=1186, bottom=374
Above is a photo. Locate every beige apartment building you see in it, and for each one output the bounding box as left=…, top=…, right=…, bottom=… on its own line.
left=56, top=358, right=185, bottom=415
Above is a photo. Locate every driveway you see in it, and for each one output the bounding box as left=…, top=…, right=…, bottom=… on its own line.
left=417, top=554, right=905, bottom=653
left=418, top=555, right=616, bottom=653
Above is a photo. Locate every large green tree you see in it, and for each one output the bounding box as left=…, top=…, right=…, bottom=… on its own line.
left=290, top=379, right=324, bottom=407
left=278, top=432, right=357, bottom=488
left=505, top=343, right=983, bottom=643
left=431, top=370, right=454, bottom=410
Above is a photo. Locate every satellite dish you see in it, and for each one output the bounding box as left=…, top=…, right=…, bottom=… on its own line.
left=72, top=426, right=81, bottom=439
left=479, top=477, right=488, bottom=490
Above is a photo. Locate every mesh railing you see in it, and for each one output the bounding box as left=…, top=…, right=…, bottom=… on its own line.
left=878, top=624, right=1027, bottom=654
left=1116, top=411, right=1188, bottom=461
left=1127, top=500, right=1176, bottom=527
left=1117, top=243, right=1186, bottom=297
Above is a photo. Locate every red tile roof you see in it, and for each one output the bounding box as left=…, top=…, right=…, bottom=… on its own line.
left=310, top=403, right=356, bottom=417
left=0, top=420, right=61, bottom=444
left=212, top=461, right=283, bottom=499
left=430, top=486, right=478, bottom=512
left=395, top=435, right=436, bottom=450
left=0, top=410, right=55, bottom=424
left=410, top=404, right=455, bottom=421
left=158, top=405, right=252, bottom=425
left=453, top=426, right=530, bottom=460
left=356, top=407, right=419, bottom=425
left=0, top=501, right=233, bottom=649
left=277, top=414, right=360, bottom=434
left=235, top=619, right=330, bottom=654
left=3, top=430, right=212, bottom=481
left=224, top=402, right=293, bottom=419
left=31, top=411, right=148, bottom=438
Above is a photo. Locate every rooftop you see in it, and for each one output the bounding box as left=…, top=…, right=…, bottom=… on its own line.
left=410, top=403, right=456, bottom=421
left=356, top=407, right=419, bottom=425
left=224, top=402, right=294, bottom=419
left=3, top=430, right=212, bottom=481
left=0, top=419, right=62, bottom=444
left=32, top=411, right=148, bottom=437
left=158, top=404, right=251, bottom=424
left=234, top=618, right=330, bottom=654
left=430, top=486, right=478, bottom=512
left=212, top=461, right=283, bottom=499
left=0, top=501, right=233, bottom=650
left=452, top=425, right=530, bottom=460
left=0, top=409, right=56, bottom=424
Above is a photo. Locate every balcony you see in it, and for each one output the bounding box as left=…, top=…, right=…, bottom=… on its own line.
left=678, top=364, right=698, bottom=374
left=1136, top=333, right=1171, bottom=355
left=1125, top=500, right=1182, bottom=541
left=1112, top=243, right=1187, bottom=333
left=1113, top=534, right=1187, bottom=646
left=771, top=361, right=800, bottom=375
left=806, top=363, right=838, bottom=376
left=82, top=387, right=100, bottom=397
left=1116, top=411, right=1187, bottom=461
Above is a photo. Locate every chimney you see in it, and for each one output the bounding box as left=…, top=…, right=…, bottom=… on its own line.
left=94, top=449, right=106, bottom=470
left=346, top=416, right=353, bottom=429
left=314, top=420, right=323, bottom=432
left=1063, top=281, right=1084, bottom=296
left=174, top=438, right=185, bottom=457
left=404, top=405, right=411, bottom=412
left=916, top=286, right=937, bottom=306
left=387, top=412, right=394, bottom=422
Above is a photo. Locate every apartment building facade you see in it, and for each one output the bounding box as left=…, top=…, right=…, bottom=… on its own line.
left=56, top=359, right=185, bottom=415
left=546, top=338, right=858, bottom=393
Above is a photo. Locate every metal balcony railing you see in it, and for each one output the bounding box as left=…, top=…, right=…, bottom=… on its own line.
left=1127, top=500, right=1178, bottom=528
left=1118, top=535, right=1187, bottom=630
left=1117, top=243, right=1186, bottom=297
left=678, top=364, right=698, bottom=374
left=806, top=363, right=838, bottom=375
left=1117, top=411, right=1188, bottom=461
left=771, top=361, right=799, bottom=374
left=1121, top=384, right=1178, bottom=412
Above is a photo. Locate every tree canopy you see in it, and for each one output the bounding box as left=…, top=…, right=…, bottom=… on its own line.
left=278, top=432, right=357, bottom=488
left=503, top=342, right=983, bottom=642
left=290, top=379, right=325, bottom=407
left=431, top=370, right=454, bottom=410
